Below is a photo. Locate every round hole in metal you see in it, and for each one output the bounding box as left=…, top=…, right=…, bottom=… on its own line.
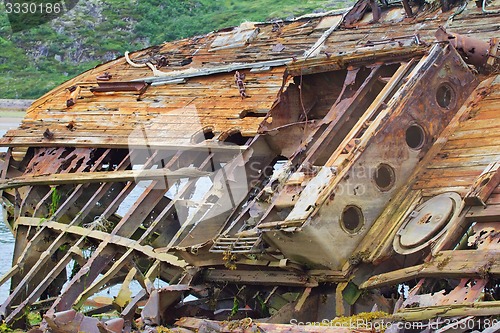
left=405, top=124, right=425, bottom=150
left=436, top=83, right=456, bottom=109
left=192, top=127, right=214, bottom=143
left=373, top=163, right=395, bottom=191
left=341, top=205, right=364, bottom=234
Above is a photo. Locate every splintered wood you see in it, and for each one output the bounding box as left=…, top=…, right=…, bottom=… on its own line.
left=0, top=1, right=500, bottom=332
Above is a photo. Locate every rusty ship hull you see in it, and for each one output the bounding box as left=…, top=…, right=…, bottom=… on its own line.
left=0, top=0, right=500, bottom=332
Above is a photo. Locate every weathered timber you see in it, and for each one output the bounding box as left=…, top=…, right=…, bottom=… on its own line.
left=0, top=167, right=210, bottom=190
left=204, top=269, right=318, bottom=287
left=466, top=204, right=500, bottom=222
left=393, top=301, right=500, bottom=321
left=16, top=217, right=186, bottom=266
left=175, top=317, right=376, bottom=333
left=360, top=249, right=500, bottom=289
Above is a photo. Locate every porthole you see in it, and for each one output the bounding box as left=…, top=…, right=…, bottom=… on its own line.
left=341, top=205, right=364, bottom=234
left=219, top=129, right=251, bottom=146
left=373, top=163, right=395, bottom=191
left=405, top=124, right=425, bottom=150
left=436, top=83, right=456, bottom=109
left=192, top=127, right=215, bottom=144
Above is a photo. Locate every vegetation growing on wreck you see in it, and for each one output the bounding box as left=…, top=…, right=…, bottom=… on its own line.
left=0, top=311, right=40, bottom=332
left=326, top=311, right=390, bottom=329
left=0, top=0, right=352, bottom=99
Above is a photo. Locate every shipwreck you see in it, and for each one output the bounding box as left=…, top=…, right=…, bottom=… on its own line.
left=1, top=0, right=500, bottom=332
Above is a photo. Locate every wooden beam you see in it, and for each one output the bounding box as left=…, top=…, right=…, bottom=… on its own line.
left=138, top=58, right=293, bottom=84
left=0, top=136, right=248, bottom=151
left=175, top=317, right=376, bottom=333
left=393, top=301, right=500, bottom=322
left=287, top=46, right=426, bottom=76
left=360, top=249, right=500, bottom=289
left=204, top=269, right=318, bottom=287
left=0, top=167, right=210, bottom=190
left=16, top=217, right=186, bottom=268
left=466, top=204, right=500, bottom=222
left=465, top=161, right=500, bottom=206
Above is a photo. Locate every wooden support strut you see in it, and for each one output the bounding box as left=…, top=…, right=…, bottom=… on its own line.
left=393, top=301, right=500, bottom=322
left=0, top=150, right=130, bottom=323
left=76, top=153, right=217, bottom=307
left=73, top=152, right=215, bottom=309
left=360, top=249, right=500, bottom=289
left=465, top=161, right=500, bottom=206
left=48, top=148, right=207, bottom=313
left=0, top=167, right=210, bottom=190
left=1, top=150, right=140, bottom=322
left=0, top=149, right=113, bottom=319
left=175, top=317, right=376, bottom=333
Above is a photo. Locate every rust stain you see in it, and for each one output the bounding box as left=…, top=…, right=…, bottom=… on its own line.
left=1, top=1, right=500, bottom=332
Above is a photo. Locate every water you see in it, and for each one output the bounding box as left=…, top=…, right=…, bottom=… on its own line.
left=0, top=114, right=23, bottom=302
left=0, top=218, right=14, bottom=302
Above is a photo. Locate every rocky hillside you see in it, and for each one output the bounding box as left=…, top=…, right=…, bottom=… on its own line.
left=0, top=0, right=352, bottom=99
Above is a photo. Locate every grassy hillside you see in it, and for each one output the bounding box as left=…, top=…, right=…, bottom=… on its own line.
left=0, top=0, right=352, bottom=99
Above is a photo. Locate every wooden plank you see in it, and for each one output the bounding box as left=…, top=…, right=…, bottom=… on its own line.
left=204, top=269, right=318, bottom=287
left=0, top=136, right=248, bottom=151
left=447, top=128, right=500, bottom=141
left=426, top=154, right=498, bottom=169
left=494, top=184, right=500, bottom=194
left=17, top=217, right=186, bottom=266
left=455, top=117, right=500, bottom=131
left=413, top=174, right=477, bottom=189
left=463, top=108, right=500, bottom=121
left=0, top=168, right=210, bottom=190
left=466, top=204, right=500, bottom=222
left=417, top=165, right=485, bottom=179
left=487, top=193, right=500, bottom=205
left=393, top=301, right=500, bottom=322
left=139, top=58, right=293, bottom=84
left=360, top=249, right=500, bottom=289
left=421, top=186, right=470, bottom=198
left=439, top=145, right=500, bottom=158
left=287, top=45, right=427, bottom=76
left=444, top=136, right=500, bottom=150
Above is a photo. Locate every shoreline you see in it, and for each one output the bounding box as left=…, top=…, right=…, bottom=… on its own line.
left=0, top=111, right=27, bottom=118
left=0, top=99, right=34, bottom=113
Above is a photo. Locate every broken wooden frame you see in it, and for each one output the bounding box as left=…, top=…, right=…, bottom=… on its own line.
left=1, top=1, right=500, bottom=332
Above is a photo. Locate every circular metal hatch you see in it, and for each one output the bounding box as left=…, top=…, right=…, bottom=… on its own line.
left=393, top=192, right=461, bottom=254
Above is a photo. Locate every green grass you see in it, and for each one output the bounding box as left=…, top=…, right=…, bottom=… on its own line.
left=0, top=0, right=353, bottom=100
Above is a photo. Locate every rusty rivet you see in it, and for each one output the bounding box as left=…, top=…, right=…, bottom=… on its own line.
left=97, top=72, right=112, bottom=81
left=66, top=121, right=76, bottom=131
left=43, top=128, right=54, bottom=140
